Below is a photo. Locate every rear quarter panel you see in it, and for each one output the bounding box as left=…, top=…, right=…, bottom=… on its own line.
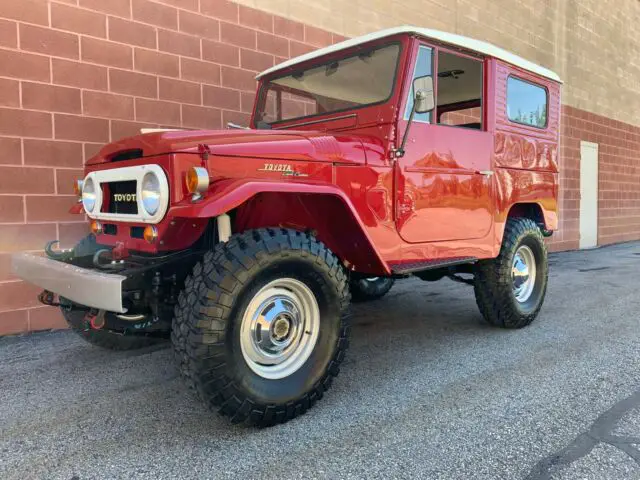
left=491, top=60, right=560, bottom=247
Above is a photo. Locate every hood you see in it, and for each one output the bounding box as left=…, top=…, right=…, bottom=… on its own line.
left=89, top=129, right=367, bottom=165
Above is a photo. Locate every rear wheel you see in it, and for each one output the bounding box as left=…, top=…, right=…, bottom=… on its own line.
left=349, top=277, right=395, bottom=302
left=474, top=218, right=548, bottom=328
left=172, top=228, right=350, bottom=426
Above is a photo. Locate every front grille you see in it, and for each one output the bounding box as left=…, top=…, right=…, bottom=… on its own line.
left=106, top=180, right=138, bottom=214
left=130, top=226, right=145, bottom=239
left=103, top=223, right=117, bottom=235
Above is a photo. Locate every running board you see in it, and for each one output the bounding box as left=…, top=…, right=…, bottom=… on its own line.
left=389, top=257, right=477, bottom=275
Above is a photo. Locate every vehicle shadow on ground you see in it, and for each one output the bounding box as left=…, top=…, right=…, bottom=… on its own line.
left=2, top=278, right=494, bottom=440
left=53, top=278, right=502, bottom=438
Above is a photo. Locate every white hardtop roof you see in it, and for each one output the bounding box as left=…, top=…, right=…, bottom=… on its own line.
left=256, top=26, right=562, bottom=83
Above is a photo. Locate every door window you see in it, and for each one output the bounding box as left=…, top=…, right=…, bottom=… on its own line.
left=435, top=51, right=483, bottom=129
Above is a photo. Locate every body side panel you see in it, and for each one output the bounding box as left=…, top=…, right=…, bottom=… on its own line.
left=491, top=59, right=560, bottom=245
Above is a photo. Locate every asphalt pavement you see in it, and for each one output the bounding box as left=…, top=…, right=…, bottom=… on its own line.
left=1, top=242, right=639, bottom=480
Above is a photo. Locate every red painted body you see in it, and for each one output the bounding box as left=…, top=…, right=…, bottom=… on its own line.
left=77, top=33, right=560, bottom=276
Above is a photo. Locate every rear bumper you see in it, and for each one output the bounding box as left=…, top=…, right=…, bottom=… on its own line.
left=11, top=253, right=127, bottom=313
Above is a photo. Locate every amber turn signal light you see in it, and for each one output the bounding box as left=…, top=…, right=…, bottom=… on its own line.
left=186, top=167, right=210, bottom=195
left=90, top=220, right=102, bottom=235
left=143, top=225, right=158, bottom=244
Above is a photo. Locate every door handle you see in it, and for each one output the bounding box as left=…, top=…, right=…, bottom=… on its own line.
left=476, top=170, right=494, bottom=177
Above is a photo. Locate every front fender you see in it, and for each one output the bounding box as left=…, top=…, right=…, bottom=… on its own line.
left=169, top=179, right=347, bottom=219
left=168, top=178, right=390, bottom=274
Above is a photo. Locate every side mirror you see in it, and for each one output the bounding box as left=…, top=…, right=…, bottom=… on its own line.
left=396, top=75, right=435, bottom=158
left=412, top=76, right=434, bottom=114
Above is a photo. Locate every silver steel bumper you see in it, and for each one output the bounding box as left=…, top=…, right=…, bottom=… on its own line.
left=11, top=252, right=127, bottom=313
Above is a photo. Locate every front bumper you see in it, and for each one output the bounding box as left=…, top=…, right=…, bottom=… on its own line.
left=11, top=253, right=127, bottom=313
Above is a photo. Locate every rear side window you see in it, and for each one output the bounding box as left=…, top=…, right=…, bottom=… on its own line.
left=507, top=76, right=548, bottom=128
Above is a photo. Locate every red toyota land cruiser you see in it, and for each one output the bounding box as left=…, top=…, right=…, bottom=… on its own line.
left=12, top=26, right=560, bottom=426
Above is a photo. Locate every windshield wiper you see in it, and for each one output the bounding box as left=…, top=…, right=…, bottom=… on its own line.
left=226, top=122, right=249, bottom=130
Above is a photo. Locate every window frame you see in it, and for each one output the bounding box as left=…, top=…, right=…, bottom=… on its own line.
left=506, top=75, right=549, bottom=129
left=403, top=42, right=485, bottom=130
left=255, top=41, right=404, bottom=127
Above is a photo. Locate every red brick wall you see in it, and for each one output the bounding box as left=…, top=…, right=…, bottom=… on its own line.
left=439, top=107, right=481, bottom=126
left=0, top=0, right=343, bottom=335
left=548, top=106, right=640, bottom=252
left=0, top=1, right=639, bottom=335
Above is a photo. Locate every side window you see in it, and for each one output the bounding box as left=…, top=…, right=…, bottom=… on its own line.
left=404, top=45, right=432, bottom=122
left=507, top=76, right=548, bottom=128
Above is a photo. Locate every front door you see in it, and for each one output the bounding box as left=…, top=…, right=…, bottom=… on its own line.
left=396, top=44, right=493, bottom=243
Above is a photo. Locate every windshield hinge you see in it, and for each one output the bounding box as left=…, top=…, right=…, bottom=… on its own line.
left=389, top=147, right=403, bottom=162
left=197, top=143, right=211, bottom=166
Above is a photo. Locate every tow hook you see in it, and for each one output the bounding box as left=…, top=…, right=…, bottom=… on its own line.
left=38, top=290, right=61, bottom=307
left=44, top=240, right=74, bottom=262
left=84, top=309, right=106, bottom=330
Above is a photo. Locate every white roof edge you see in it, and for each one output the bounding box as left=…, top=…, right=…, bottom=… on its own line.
left=256, top=26, right=562, bottom=83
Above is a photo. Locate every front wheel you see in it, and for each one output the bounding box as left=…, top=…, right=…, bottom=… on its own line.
left=474, top=218, right=548, bottom=328
left=172, top=228, right=350, bottom=426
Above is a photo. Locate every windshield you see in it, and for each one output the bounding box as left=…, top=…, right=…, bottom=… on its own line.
left=255, top=43, right=401, bottom=126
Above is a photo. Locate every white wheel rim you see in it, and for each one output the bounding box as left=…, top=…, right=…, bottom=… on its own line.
left=512, top=245, right=536, bottom=303
left=240, top=278, right=320, bottom=380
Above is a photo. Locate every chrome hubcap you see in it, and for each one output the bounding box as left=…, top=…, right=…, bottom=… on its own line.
left=240, top=278, right=320, bottom=379
left=512, top=245, right=536, bottom=303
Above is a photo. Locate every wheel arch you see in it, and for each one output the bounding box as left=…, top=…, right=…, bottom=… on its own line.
left=234, top=191, right=390, bottom=275
left=508, top=202, right=546, bottom=227
left=495, top=202, right=555, bottom=249
left=169, top=179, right=390, bottom=275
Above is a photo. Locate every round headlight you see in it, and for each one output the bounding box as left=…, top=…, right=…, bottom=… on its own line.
left=141, top=172, right=161, bottom=215
left=82, top=177, right=96, bottom=213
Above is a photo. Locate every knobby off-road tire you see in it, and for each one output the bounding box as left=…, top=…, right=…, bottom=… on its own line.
left=349, top=277, right=395, bottom=302
left=61, top=234, right=164, bottom=350
left=474, top=218, right=548, bottom=328
left=172, top=228, right=351, bottom=427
